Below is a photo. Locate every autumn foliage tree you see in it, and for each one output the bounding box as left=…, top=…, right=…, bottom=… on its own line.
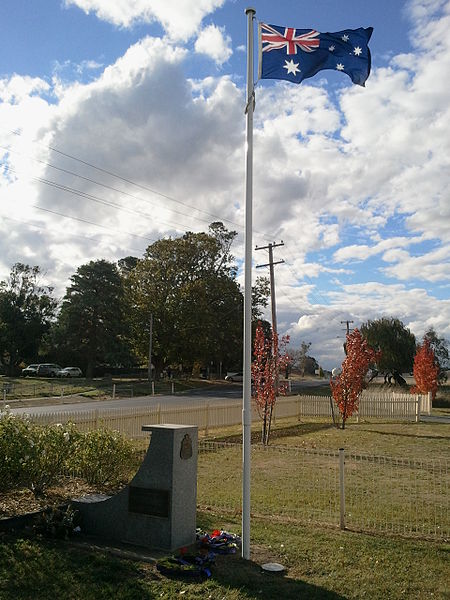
left=330, top=329, right=380, bottom=429
left=252, top=321, right=290, bottom=445
left=411, top=338, right=439, bottom=400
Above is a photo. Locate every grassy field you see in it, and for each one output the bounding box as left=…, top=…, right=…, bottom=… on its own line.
left=0, top=376, right=216, bottom=403
left=197, top=420, right=450, bottom=540
left=0, top=415, right=448, bottom=598
left=0, top=512, right=447, bottom=599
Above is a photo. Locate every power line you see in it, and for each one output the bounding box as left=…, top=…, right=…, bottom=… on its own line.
left=0, top=143, right=236, bottom=232
left=1, top=214, right=146, bottom=255
left=2, top=127, right=244, bottom=230
left=2, top=163, right=203, bottom=235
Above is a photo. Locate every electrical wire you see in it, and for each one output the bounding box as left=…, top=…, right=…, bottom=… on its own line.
left=1, top=214, right=146, bottom=255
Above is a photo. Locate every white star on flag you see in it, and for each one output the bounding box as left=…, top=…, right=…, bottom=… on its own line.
left=353, top=46, right=362, bottom=56
left=329, top=45, right=335, bottom=51
left=283, top=59, right=300, bottom=75
left=342, top=34, right=349, bottom=42
left=336, top=63, right=345, bottom=71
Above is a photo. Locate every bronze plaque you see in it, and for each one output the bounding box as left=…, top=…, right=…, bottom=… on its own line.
left=180, top=434, right=193, bottom=460
left=128, top=486, right=170, bottom=518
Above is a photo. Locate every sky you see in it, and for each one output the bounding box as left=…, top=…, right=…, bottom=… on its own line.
left=0, top=0, right=449, bottom=370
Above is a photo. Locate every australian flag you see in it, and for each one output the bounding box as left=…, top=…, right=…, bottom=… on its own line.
left=259, top=23, right=373, bottom=86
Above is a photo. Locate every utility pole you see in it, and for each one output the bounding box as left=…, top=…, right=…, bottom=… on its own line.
left=256, top=241, right=285, bottom=346
left=147, top=313, right=153, bottom=382
left=256, top=241, right=284, bottom=445
left=341, top=320, right=354, bottom=335
left=340, top=320, right=354, bottom=355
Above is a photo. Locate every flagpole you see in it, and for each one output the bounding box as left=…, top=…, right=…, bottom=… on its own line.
left=242, top=6, right=255, bottom=561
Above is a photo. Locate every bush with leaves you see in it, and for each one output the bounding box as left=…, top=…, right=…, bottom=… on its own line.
left=0, top=408, right=136, bottom=493
left=71, top=428, right=136, bottom=485
left=0, top=409, right=35, bottom=492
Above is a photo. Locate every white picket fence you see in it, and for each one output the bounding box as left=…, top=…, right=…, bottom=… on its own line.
left=26, top=392, right=431, bottom=439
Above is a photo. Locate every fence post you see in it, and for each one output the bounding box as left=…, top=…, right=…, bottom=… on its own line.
left=112, top=384, right=116, bottom=399
left=205, top=403, right=210, bottom=437
left=427, top=391, right=432, bottom=415
left=157, top=403, right=161, bottom=424
left=94, top=409, right=99, bottom=430
left=415, top=395, right=419, bottom=423
left=339, top=448, right=346, bottom=530
left=152, top=381, right=155, bottom=396
left=2, top=388, right=6, bottom=405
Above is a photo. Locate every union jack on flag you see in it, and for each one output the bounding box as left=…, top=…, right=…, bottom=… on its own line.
left=261, top=23, right=320, bottom=54
left=259, top=22, right=373, bottom=87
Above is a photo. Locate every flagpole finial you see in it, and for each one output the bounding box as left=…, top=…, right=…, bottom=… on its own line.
left=245, top=7, right=256, bottom=15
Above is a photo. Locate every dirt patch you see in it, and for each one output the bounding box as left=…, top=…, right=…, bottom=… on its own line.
left=0, top=479, right=124, bottom=519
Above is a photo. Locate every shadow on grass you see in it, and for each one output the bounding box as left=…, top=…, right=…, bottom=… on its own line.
left=213, top=553, right=346, bottom=600
left=0, top=535, right=153, bottom=600
left=364, top=429, right=450, bottom=441
left=214, top=422, right=336, bottom=445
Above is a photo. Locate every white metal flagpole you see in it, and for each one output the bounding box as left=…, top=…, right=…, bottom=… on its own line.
left=242, top=6, right=255, bottom=561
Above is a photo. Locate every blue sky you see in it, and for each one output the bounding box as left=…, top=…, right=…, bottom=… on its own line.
left=1, top=0, right=449, bottom=369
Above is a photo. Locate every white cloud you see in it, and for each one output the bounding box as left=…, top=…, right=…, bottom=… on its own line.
left=381, top=245, right=450, bottom=282
left=0, top=75, right=50, bottom=104
left=194, top=24, right=232, bottom=65
left=333, top=235, right=425, bottom=263
left=2, top=1, right=450, bottom=369
left=64, top=0, right=226, bottom=40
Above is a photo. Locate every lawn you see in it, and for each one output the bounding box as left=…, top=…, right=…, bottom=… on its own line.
left=0, top=375, right=215, bottom=404
left=1, top=407, right=448, bottom=598
left=0, top=513, right=447, bottom=599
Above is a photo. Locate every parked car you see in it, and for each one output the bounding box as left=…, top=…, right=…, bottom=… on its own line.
left=36, top=363, right=62, bottom=377
left=57, top=367, right=83, bottom=378
left=225, top=372, right=243, bottom=382
left=21, top=364, right=39, bottom=377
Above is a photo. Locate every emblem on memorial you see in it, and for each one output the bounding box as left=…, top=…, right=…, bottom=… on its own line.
left=180, top=434, right=193, bottom=459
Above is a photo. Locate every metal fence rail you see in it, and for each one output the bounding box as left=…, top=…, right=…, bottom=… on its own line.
left=197, top=442, right=449, bottom=540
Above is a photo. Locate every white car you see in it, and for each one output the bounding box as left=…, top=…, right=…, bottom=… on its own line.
left=225, top=372, right=243, bottom=382
left=58, top=367, right=83, bottom=378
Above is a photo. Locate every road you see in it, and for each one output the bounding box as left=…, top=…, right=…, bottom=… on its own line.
left=9, top=379, right=329, bottom=416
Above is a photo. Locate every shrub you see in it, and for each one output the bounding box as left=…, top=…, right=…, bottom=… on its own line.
left=71, top=428, right=136, bottom=485
left=0, top=409, right=35, bottom=492
left=0, top=407, right=136, bottom=493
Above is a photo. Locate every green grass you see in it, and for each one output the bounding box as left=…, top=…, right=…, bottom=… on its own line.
left=0, top=376, right=214, bottom=403
left=0, top=417, right=448, bottom=598
left=0, top=515, right=448, bottom=599
left=198, top=420, right=450, bottom=539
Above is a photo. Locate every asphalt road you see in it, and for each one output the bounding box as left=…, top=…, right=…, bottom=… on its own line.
left=9, top=380, right=329, bottom=416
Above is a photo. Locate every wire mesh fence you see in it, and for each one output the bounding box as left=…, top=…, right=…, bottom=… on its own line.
left=197, top=441, right=449, bottom=540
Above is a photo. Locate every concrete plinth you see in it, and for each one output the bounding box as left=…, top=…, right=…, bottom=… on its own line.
left=72, top=424, right=197, bottom=551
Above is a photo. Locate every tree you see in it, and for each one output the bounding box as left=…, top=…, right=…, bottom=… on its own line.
left=54, top=260, right=131, bottom=378
left=124, top=223, right=269, bottom=376
left=423, top=328, right=449, bottom=384
left=360, top=317, right=416, bottom=380
left=0, top=264, right=56, bottom=374
left=411, top=338, right=439, bottom=400
left=330, top=329, right=380, bottom=429
left=290, top=342, right=320, bottom=376
left=252, top=321, right=290, bottom=445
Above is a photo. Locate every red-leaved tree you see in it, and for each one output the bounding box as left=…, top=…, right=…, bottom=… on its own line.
left=252, top=321, right=290, bottom=445
left=411, top=338, right=439, bottom=400
left=330, top=328, right=380, bottom=429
